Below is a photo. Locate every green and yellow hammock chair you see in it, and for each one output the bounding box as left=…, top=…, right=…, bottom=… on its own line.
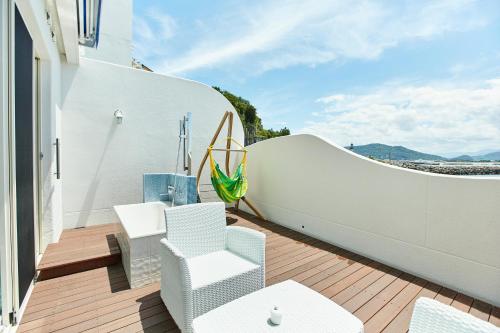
left=208, top=139, right=248, bottom=203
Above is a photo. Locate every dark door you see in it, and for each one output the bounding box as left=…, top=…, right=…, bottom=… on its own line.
left=14, top=6, right=36, bottom=305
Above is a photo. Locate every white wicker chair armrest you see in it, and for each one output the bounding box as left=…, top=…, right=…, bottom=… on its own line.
left=161, top=237, right=186, bottom=260
left=160, top=239, right=191, bottom=292
left=226, top=226, right=266, bottom=265
left=160, top=238, right=193, bottom=332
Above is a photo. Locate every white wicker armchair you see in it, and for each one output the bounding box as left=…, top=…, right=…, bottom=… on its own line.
left=409, top=297, right=500, bottom=333
left=160, top=202, right=266, bottom=333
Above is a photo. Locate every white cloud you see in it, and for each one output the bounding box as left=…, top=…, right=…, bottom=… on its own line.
left=155, top=0, right=488, bottom=75
left=133, top=9, right=177, bottom=61
left=316, top=95, right=347, bottom=105
left=299, top=79, right=500, bottom=154
left=149, top=12, right=176, bottom=40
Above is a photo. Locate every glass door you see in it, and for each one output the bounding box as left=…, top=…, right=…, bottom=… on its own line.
left=14, top=4, right=36, bottom=307
left=1, top=0, right=42, bottom=326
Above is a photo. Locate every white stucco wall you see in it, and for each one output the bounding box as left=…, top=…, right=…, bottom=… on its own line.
left=61, top=57, right=244, bottom=228
left=241, top=134, right=500, bottom=306
left=80, top=0, right=132, bottom=66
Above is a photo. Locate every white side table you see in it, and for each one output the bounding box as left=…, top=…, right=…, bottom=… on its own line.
left=193, top=280, right=364, bottom=333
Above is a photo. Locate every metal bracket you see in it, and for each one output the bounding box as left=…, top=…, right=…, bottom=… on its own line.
left=9, top=310, right=17, bottom=325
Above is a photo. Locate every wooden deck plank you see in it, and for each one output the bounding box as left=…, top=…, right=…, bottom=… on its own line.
left=26, top=276, right=129, bottom=308
left=267, top=250, right=344, bottom=285
left=469, top=299, right=493, bottom=322
left=321, top=261, right=382, bottom=299
left=342, top=270, right=403, bottom=314
left=115, top=315, right=177, bottom=333
left=31, top=271, right=125, bottom=296
left=310, top=258, right=372, bottom=292
left=267, top=251, right=335, bottom=279
left=21, top=281, right=160, bottom=329
left=363, top=277, right=426, bottom=332
left=58, top=224, right=118, bottom=239
left=266, top=238, right=322, bottom=259
left=381, top=282, right=441, bottom=333
left=300, top=253, right=362, bottom=287
left=18, top=210, right=498, bottom=333
left=37, top=224, right=122, bottom=280
left=433, top=287, right=457, bottom=305
left=21, top=285, right=160, bottom=328
left=353, top=273, right=415, bottom=323
left=266, top=238, right=326, bottom=263
left=490, top=307, right=500, bottom=326
left=289, top=249, right=351, bottom=284
left=265, top=244, right=323, bottom=271
left=451, top=293, right=474, bottom=313
left=331, top=266, right=392, bottom=305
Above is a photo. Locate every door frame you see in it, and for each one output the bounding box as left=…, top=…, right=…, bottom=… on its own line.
left=0, top=0, right=41, bottom=327
left=34, top=56, right=42, bottom=260
left=12, top=2, right=40, bottom=323
left=0, top=0, right=20, bottom=327
left=7, top=0, right=20, bottom=325
left=0, top=0, right=15, bottom=328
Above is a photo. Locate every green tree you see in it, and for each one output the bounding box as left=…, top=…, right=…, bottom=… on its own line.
left=213, top=86, right=290, bottom=143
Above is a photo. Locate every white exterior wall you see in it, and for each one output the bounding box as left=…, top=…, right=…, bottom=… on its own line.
left=61, top=57, right=244, bottom=228
left=241, top=134, right=500, bottom=306
left=80, top=0, right=132, bottom=66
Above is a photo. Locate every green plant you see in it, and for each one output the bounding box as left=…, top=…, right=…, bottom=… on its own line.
left=213, top=86, right=290, bottom=142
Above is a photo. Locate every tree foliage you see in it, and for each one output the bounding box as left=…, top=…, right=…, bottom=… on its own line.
left=213, top=86, right=290, bottom=142
left=258, top=127, right=291, bottom=139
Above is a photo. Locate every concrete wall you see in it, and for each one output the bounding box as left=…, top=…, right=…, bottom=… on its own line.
left=241, top=134, right=500, bottom=306
left=61, top=57, right=244, bottom=228
left=80, top=0, right=132, bottom=66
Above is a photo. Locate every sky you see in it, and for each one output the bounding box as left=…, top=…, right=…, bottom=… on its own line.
left=132, top=0, right=500, bottom=156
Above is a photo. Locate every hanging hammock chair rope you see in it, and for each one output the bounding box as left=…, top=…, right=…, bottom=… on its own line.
left=208, top=138, right=248, bottom=203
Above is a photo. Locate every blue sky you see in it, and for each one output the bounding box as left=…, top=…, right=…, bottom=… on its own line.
left=133, top=0, right=500, bottom=156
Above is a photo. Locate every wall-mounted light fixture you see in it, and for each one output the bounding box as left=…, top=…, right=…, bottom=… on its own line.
left=114, top=109, right=124, bottom=124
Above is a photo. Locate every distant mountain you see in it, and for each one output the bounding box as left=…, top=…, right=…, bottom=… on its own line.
left=475, top=151, right=500, bottom=161
left=448, top=155, right=474, bottom=162
left=347, top=143, right=446, bottom=161
left=347, top=144, right=500, bottom=161
left=449, top=152, right=500, bottom=161
left=441, top=148, right=498, bottom=158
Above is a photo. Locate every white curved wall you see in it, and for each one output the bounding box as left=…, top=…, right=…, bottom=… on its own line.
left=241, top=134, right=500, bottom=306
left=61, top=57, right=244, bottom=228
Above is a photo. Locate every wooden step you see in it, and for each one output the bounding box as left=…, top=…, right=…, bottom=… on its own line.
left=37, top=224, right=122, bottom=280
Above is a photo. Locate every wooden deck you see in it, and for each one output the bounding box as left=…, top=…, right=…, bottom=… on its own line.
left=20, top=210, right=499, bottom=332
left=37, top=224, right=121, bottom=280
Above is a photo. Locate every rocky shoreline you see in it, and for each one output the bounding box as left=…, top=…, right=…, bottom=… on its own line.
left=385, top=161, right=500, bottom=176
